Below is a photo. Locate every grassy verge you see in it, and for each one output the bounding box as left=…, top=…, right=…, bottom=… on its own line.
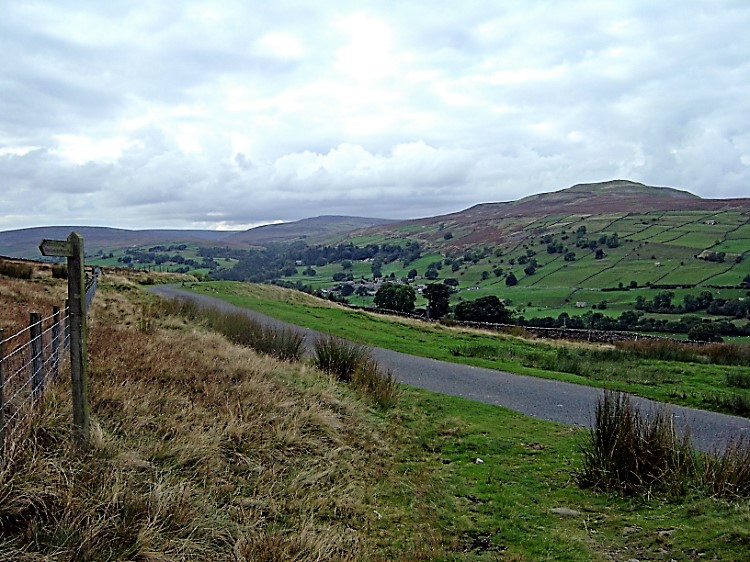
left=390, top=387, right=750, bottom=561
left=188, top=282, right=750, bottom=415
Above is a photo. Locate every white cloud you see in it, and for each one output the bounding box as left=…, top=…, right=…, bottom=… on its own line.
left=1, top=0, right=749, bottom=231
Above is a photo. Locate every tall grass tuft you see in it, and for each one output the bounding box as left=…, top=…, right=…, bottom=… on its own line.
left=702, top=437, right=750, bottom=498
left=615, top=339, right=750, bottom=368
left=352, top=358, right=399, bottom=409
left=313, top=335, right=368, bottom=382
left=726, top=372, right=750, bottom=389
left=703, top=392, right=750, bottom=417
left=576, top=391, right=696, bottom=496
left=161, top=297, right=304, bottom=361
left=313, top=335, right=398, bottom=408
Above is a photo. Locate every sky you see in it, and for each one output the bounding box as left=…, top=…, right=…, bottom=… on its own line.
left=1, top=0, right=749, bottom=232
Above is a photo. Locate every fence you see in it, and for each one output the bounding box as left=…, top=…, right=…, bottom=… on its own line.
left=0, top=306, right=70, bottom=456
left=0, top=233, right=97, bottom=460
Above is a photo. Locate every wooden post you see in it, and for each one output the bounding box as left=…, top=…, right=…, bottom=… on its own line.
left=67, top=233, right=90, bottom=447
left=52, top=306, right=60, bottom=380
left=30, top=312, right=44, bottom=402
left=39, top=232, right=90, bottom=447
left=1, top=329, right=5, bottom=459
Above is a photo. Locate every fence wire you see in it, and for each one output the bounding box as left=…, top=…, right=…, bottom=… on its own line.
left=1, top=308, right=71, bottom=448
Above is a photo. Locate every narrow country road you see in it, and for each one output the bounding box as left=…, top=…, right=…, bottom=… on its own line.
left=148, top=285, right=750, bottom=453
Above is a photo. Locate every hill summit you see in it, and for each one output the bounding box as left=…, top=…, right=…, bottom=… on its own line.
left=468, top=180, right=718, bottom=218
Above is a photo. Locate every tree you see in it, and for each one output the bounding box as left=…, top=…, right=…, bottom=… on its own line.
left=455, top=296, right=511, bottom=323
left=355, top=285, right=369, bottom=297
left=424, top=268, right=439, bottom=280
left=505, top=272, right=518, bottom=286
left=339, top=284, right=354, bottom=297
left=594, top=248, right=606, bottom=260
left=423, top=283, right=452, bottom=319
left=374, top=283, right=416, bottom=312
left=688, top=322, right=722, bottom=342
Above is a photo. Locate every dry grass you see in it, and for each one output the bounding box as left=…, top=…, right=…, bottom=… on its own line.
left=0, top=276, right=67, bottom=338
left=0, top=272, right=416, bottom=561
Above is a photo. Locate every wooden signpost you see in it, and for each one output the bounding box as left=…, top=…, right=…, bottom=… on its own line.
left=39, top=232, right=90, bottom=447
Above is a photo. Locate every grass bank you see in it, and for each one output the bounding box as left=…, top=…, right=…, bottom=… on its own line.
left=2, top=271, right=749, bottom=560
left=188, top=281, right=750, bottom=416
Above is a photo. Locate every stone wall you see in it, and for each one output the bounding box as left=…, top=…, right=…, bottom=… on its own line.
left=349, top=305, right=664, bottom=344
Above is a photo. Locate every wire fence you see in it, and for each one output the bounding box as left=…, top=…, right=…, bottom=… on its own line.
left=0, top=307, right=69, bottom=451
left=0, top=270, right=97, bottom=460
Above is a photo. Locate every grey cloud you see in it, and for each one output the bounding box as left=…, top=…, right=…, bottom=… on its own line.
left=1, top=0, right=749, bottom=230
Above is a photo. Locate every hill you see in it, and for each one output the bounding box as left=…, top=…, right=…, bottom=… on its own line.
left=0, top=226, right=235, bottom=259
left=276, top=181, right=750, bottom=335
left=0, top=216, right=393, bottom=259
left=222, top=215, right=396, bottom=245
left=359, top=180, right=750, bottom=250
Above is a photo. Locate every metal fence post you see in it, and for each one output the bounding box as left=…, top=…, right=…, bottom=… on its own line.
left=29, top=312, right=44, bottom=402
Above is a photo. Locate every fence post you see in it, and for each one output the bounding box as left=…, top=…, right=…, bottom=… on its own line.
left=39, top=232, right=90, bottom=447
left=1, top=329, right=5, bottom=459
left=67, top=233, right=90, bottom=447
left=30, top=312, right=44, bottom=402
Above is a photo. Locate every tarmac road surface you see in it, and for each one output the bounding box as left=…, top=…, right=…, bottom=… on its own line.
left=148, top=285, right=750, bottom=452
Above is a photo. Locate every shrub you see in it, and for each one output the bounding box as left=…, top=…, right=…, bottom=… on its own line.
left=576, top=391, right=696, bottom=496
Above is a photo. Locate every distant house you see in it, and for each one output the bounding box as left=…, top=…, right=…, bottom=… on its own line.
left=575, top=302, right=588, bottom=308
left=705, top=220, right=717, bottom=225
left=654, top=262, right=662, bottom=267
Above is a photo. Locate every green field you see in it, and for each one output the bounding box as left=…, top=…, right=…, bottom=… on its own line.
left=187, top=282, right=750, bottom=414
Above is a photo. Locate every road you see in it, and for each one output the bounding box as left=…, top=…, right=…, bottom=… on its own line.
left=148, top=285, right=750, bottom=452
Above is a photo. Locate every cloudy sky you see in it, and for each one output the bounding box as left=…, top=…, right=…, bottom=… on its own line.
left=1, top=1, right=748, bottom=232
